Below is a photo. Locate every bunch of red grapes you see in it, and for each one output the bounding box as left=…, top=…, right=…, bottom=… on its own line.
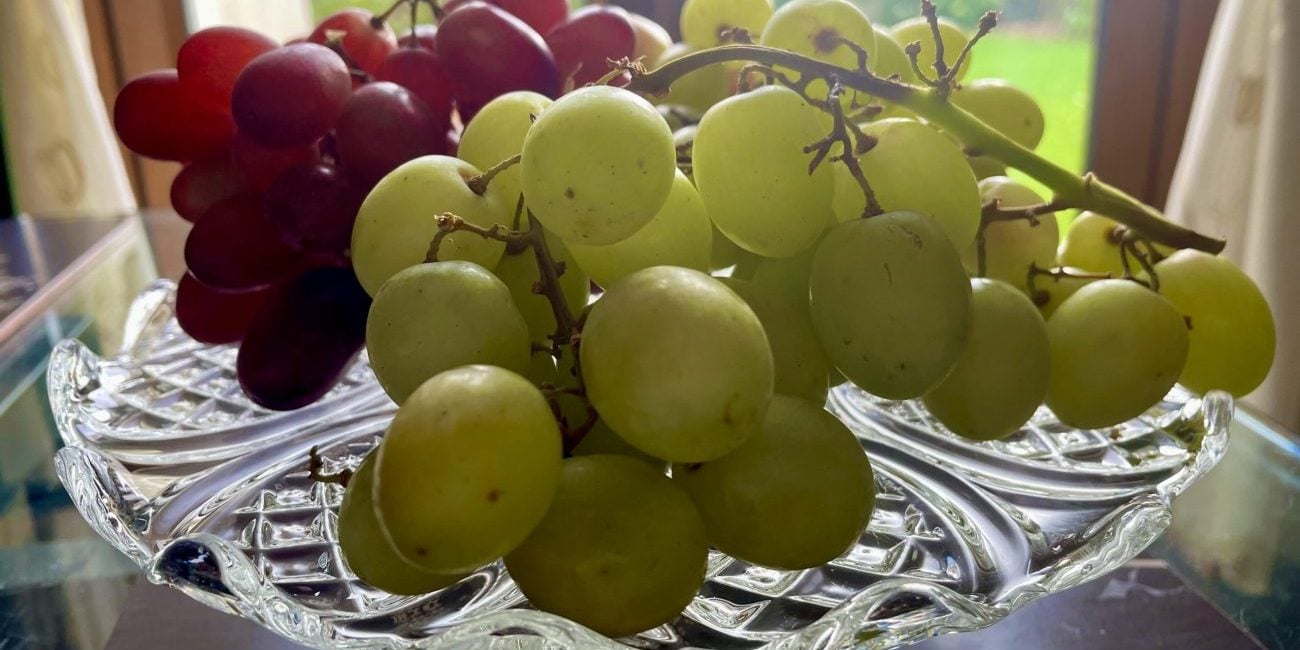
left=112, top=0, right=647, bottom=410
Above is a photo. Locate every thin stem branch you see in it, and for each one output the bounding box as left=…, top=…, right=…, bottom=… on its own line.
left=973, top=198, right=1070, bottom=277
left=804, top=80, right=883, bottom=218
left=947, top=11, right=998, bottom=86
left=466, top=153, right=522, bottom=195
left=373, top=0, right=410, bottom=25
left=920, top=0, right=949, bottom=79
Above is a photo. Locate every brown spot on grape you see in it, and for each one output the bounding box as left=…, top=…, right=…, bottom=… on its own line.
left=683, top=463, right=703, bottom=472
left=487, top=489, right=500, bottom=503
left=415, top=547, right=429, bottom=557
left=1184, top=315, right=1194, bottom=330
left=813, top=28, right=841, bottom=54
left=564, top=187, right=575, bottom=199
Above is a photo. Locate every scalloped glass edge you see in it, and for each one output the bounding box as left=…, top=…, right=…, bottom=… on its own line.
left=49, top=279, right=1235, bottom=649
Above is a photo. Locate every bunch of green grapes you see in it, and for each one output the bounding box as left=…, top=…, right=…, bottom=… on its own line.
left=331, top=0, right=1275, bottom=639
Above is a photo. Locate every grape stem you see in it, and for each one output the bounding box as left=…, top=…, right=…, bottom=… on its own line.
left=973, top=198, right=1070, bottom=277
left=1025, top=264, right=1112, bottom=307
left=624, top=45, right=1227, bottom=254
left=307, top=446, right=353, bottom=488
left=805, top=81, right=885, bottom=218
left=466, top=153, right=522, bottom=195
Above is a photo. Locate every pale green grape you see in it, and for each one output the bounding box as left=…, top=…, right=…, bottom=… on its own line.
left=1146, top=250, right=1275, bottom=396
left=338, top=453, right=466, bottom=594
left=952, top=79, right=1045, bottom=150
left=872, top=27, right=917, bottom=83
left=890, top=17, right=971, bottom=81
left=1046, top=280, right=1189, bottom=429
left=967, top=154, right=1007, bottom=179
left=810, top=212, right=972, bottom=399
left=458, top=91, right=553, bottom=207
left=961, top=177, right=1059, bottom=293
left=721, top=277, right=829, bottom=402
left=709, top=223, right=762, bottom=273
left=1056, top=211, right=1173, bottom=275
left=493, top=235, right=590, bottom=345
left=568, top=170, right=712, bottom=287
left=759, top=0, right=876, bottom=108
left=674, top=394, right=873, bottom=569
left=505, top=455, right=707, bottom=637
left=581, top=266, right=773, bottom=462
left=751, top=246, right=815, bottom=307
left=520, top=86, right=676, bottom=245
left=681, top=0, right=774, bottom=48
left=923, top=279, right=1049, bottom=440
left=694, top=86, right=833, bottom=258
left=832, top=118, right=981, bottom=248
left=375, top=365, right=562, bottom=573
left=1031, top=267, right=1104, bottom=319
left=571, top=420, right=665, bottom=468
left=353, top=156, right=509, bottom=296
left=367, top=262, right=530, bottom=404
left=654, top=43, right=737, bottom=114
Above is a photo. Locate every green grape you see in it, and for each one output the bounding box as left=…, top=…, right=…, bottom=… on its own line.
left=1145, top=250, right=1275, bottom=397
left=694, top=85, right=833, bottom=258
left=353, top=156, right=509, bottom=296
left=367, top=262, right=530, bottom=404
left=961, top=177, right=1059, bottom=293
left=568, top=170, right=712, bottom=287
left=581, top=266, right=773, bottom=462
left=493, top=235, right=590, bottom=345
left=721, top=277, right=830, bottom=402
left=810, top=212, right=972, bottom=399
left=832, top=118, right=981, bottom=248
left=1031, top=267, right=1105, bottom=319
left=890, top=17, right=972, bottom=81
left=520, top=86, right=676, bottom=245
left=458, top=91, right=553, bottom=207
left=952, top=79, right=1045, bottom=150
left=375, top=365, right=562, bottom=573
left=751, top=246, right=815, bottom=307
left=1045, top=280, right=1189, bottom=429
left=1056, top=211, right=1173, bottom=276
left=674, top=394, right=873, bottom=569
left=709, top=223, right=761, bottom=273
left=654, top=43, right=738, bottom=114
left=923, top=279, right=1050, bottom=441
left=505, top=455, right=707, bottom=637
left=967, top=155, right=1007, bottom=180
left=680, top=0, right=774, bottom=48
left=866, top=28, right=917, bottom=118
left=571, top=420, right=665, bottom=468
left=759, top=0, right=876, bottom=108
left=338, top=453, right=466, bottom=595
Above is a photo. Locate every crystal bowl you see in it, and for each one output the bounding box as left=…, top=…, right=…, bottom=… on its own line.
left=51, top=280, right=1233, bottom=649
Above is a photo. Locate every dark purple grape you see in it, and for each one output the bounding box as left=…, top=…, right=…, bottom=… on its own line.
left=230, top=130, right=320, bottom=192
left=376, top=48, right=454, bottom=131
left=114, top=70, right=234, bottom=162
left=444, top=0, right=569, bottom=36
left=177, top=26, right=278, bottom=113
left=545, top=6, right=635, bottom=88
left=264, top=163, right=364, bottom=260
left=237, top=267, right=371, bottom=410
left=176, top=273, right=272, bottom=345
left=435, top=3, right=560, bottom=109
left=170, top=154, right=244, bottom=223
left=231, top=43, right=351, bottom=148
left=397, top=25, right=438, bottom=51
left=335, top=81, right=444, bottom=184
left=184, top=195, right=306, bottom=291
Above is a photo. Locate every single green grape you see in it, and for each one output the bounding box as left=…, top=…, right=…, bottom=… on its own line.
left=961, top=177, right=1059, bottom=293
left=967, top=154, right=1007, bottom=180
left=458, top=91, right=553, bottom=207
left=581, top=266, right=774, bottom=462
left=750, top=246, right=816, bottom=308
left=1145, top=250, right=1275, bottom=397
left=493, top=234, right=590, bottom=345
left=951, top=79, right=1046, bottom=150
left=571, top=420, right=665, bottom=469
left=654, top=43, right=738, bottom=114
left=521, top=86, right=676, bottom=246
left=832, top=118, right=982, bottom=249
left=352, top=156, right=509, bottom=296
left=810, top=212, right=972, bottom=400
left=674, top=394, right=874, bottom=570
left=367, top=262, right=530, bottom=404
left=721, top=277, right=830, bottom=403
left=890, top=17, right=972, bottom=81
left=568, top=170, right=712, bottom=287
left=338, top=453, right=466, bottom=595
left=1045, top=279, right=1189, bottom=429
left=759, top=0, right=876, bottom=108
left=505, top=455, right=708, bottom=637
left=1056, top=211, right=1172, bottom=276
left=375, top=365, right=562, bottom=573
left=1031, top=267, right=1105, bottom=319
left=694, top=85, right=833, bottom=257
left=865, top=27, right=918, bottom=118
left=680, top=0, right=774, bottom=48
left=923, top=279, right=1050, bottom=441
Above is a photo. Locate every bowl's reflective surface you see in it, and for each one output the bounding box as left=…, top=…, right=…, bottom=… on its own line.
left=51, top=280, right=1233, bottom=649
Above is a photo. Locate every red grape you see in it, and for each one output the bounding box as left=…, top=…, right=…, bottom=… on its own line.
left=336, top=82, right=445, bottom=184
left=231, top=43, right=351, bottom=149
left=113, top=70, right=234, bottom=161
left=444, top=0, right=569, bottom=36
left=264, top=163, right=364, bottom=260
left=184, top=195, right=306, bottom=291
left=545, top=6, right=636, bottom=88
left=397, top=25, right=437, bottom=51
left=308, top=9, right=397, bottom=75
left=230, top=131, right=320, bottom=192
left=176, top=273, right=272, bottom=345
left=377, top=48, right=453, bottom=130
left=177, top=26, right=278, bottom=113
left=435, top=3, right=560, bottom=109
left=170, top=154, right=244, bottom=223
left=237, top=266, right=370, bottom=411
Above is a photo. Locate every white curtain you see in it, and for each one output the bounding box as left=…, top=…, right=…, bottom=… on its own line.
left=1165, top=0, right=1300, bottom=432
left=183, top=0, right=313, bottom=43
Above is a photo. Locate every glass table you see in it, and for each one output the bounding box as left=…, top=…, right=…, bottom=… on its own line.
left=0, top=212, right=1290, bottom=649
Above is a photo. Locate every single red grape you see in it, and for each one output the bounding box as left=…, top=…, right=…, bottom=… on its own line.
left=264, top=163, right=365, bottom=260
left=435, top=3, right=560, bottom=109
left=176, top=273, right=273, bottom=345
left=377, top=48, right=453, bottom=130
left=170, top=154, right=244, bottom=223
left=177, top=26, right=278, bottom=113
left=545, top=6, right=636, bottom=88
left=113, top=70, right=234, bottom=161
left=336, top=81, right=445, bottom=184
left=444, top=0, right=569, bottom=36
left=184, top=195, right=306, bottom=291
left=230, top=131, right=320, bottom=192
left=308, top=9, right=397, bottom=75
left=397, top=25, right=437, bottom=51
left=231, top=43, right=351, bottom=149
